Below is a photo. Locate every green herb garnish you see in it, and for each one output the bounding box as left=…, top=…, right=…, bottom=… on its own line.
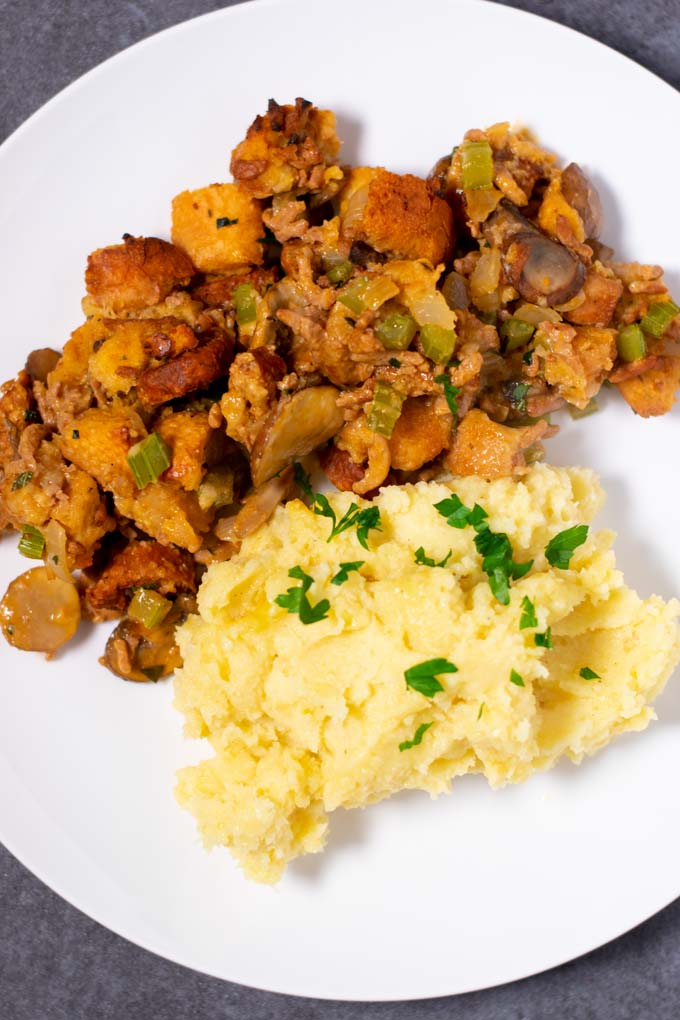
left=293, top=462, right=313, bottom=500
left=399, top=722, right=433, bottom=752
left=510, top=669, right=525, bottom=687
left=544, top=525, right=589, bottom=569
left=414, top=547, right=452, bottom=568
left=24, top=409, right=40, bottom=423
left=11, top=471, right=33, bottom=491
left=477, top=701, right=486, bottom=720
left=534, top=628, right=552, bottom=649
left=473, top=527, right=533, bottom=606
left=405, top=657, right=458, bottom=698
left=579, top=666, right=600, bottom=680
left=72, top=428, right=80, bottom=439
left=216, top=216, right=238, bottom=228
left=434, top=373, right=461, bottom=417
left=434, top=493, right=486, bottom=530
left=313, top=494, right=382, bottom=549
left=331, top=561, right=365, bottom=586
left=388, top=357, right=401, bottom=368
left=274, top=566, right=330, bottom=625
left=519, top=595, right=538, bottom=630
left=505, top=381, right=531, bottom=414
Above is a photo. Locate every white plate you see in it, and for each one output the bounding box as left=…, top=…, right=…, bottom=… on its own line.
left=1, top=0, right=679, bottom=1001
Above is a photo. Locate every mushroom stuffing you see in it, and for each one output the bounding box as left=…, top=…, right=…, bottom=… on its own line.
left=1, top=98, right=679, bottom=676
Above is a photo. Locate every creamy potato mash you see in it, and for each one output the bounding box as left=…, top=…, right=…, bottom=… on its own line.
left=174, top=466, right=680, bottom=883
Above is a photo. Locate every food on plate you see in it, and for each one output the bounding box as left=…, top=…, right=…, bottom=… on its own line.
left=1, top=98, right=679, bottom=678
left=173, top=465, right=680, bottom=882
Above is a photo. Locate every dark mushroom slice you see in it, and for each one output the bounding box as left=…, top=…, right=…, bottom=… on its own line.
left=504, top=231, right=586, bottom=305
left=249, top=385, right=344, bottom=487
left=102, top=592, right=196, bottom=682
left=25, top=348, right=61, bottom=383
left=440, top=270, right=470, bottom=310
left=561, top=163, right=602, bottom=239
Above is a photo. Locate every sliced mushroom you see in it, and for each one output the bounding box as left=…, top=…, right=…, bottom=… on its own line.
left=483, top=201, right=586, bottom=306
left=214, top=467, right=294, bottom=543
left=504, top=232, right=586, bottom=305
left=250, top=386, right=344, bottom=487
left=561, top=163, right=602, bottom=239
left=102, top=593, right=196, bottom=682
left=440, top=270, right=470, bottom=310
left=1, top=567, right=80, bottom=655
left=25, top=348, right=61, bottom=383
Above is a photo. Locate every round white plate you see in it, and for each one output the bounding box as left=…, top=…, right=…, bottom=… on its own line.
left=1, top=0, right=679, bottom=1001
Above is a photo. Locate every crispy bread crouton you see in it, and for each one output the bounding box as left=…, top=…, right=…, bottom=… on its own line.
left=172, top=183, right=265, bottom=271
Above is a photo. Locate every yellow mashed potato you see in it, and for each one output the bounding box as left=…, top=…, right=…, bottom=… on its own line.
left=174, top=466, right=680, bottom=883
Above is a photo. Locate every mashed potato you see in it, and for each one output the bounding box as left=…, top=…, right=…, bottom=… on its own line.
left=174, top=466, right=680, bottom=882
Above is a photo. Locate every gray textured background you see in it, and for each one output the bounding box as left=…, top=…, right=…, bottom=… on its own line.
left=1, top=1, right=679, bottom=1017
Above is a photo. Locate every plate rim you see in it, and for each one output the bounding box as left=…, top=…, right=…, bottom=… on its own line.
left=0, top=0, right=679, bottom=1000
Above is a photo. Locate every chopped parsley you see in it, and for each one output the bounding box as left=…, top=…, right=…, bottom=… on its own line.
left=216, top=216, right=238, bottom=228
left=313, top=494, right=382, bottom=549
left=477, top=701, right=486, bottom=720
left=544, top=525, right=589, bottom=569
left=505, top=381, right=531, bottom=413
left=435, top=494, right=531, bottom=604
left=522, top=349, right=534, bottom=366
left=414, top=546, right=452, bottom=568
left=405, top=657, right=458, bottom=698
left=293, top=462, right=313, bottom=500
left=274, top=566, right=330, bottom=625
left=331, top=561, right=364, bottom=586
left=24, top=409, right=40, bottom=423
left=434, top=373, right=461, bottom=417
left=399, top=722, right=433, bottom=752
left=11, top=471, right=33, bottom=491
left=434, top=493, right=487, bottom=530
left=509, top=669, right=525, bottom=687
left=72, top=428, right=80, bottom=439
left=579, top=666, right=600, bottom=680
left=519, top=595, right=538, bottom=630
left=388, top=357, right=401, bottom=368
left=473, top=526, right=533, bottom=606
left=534, top=628, right=553, bottom=649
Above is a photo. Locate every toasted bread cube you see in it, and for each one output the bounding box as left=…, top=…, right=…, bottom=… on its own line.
left=85, top=236, right=194, bottom=315
left=339, top=167, right=455, bottom=265
left=172, top=184, right=265, bottom=272
left=617, top=355, right=680, bottom=417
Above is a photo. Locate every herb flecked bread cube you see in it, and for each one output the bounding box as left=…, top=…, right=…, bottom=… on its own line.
left=171, top=183, right=265, bottom=271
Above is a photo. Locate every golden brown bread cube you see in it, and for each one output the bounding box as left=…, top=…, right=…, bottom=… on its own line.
left=616, top=356, right=680, bottom=417
left=230, top=98, right=341, bottom=199
left=339, top=167, right=454, bottom=265
left=88, top=318, right=198, bottom=397
left=85, top=235, right=195, bottom=315
left=156, top=409, right=224, bottom=491
left=388, top=396, right=453, bottom=472
left=171, top=184, right=265, bottom=271
left=56, top=406, right=146, bottom=498
left=114, top=485, right=211, bottom=553
left=85, top=540, right=196, bottom=616
left=444, top=409, right=549, bottom=478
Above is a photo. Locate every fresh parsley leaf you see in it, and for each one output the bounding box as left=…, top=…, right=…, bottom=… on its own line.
left=405, top=657, right=458, bottom=698
left=519, top=595, right=538, bottom=630
left=216, top=216, right=238, bottom=227
left=522, top=349, right=534, bottom=366
left=579, top=666, right=600, bottom=680
left=505, top=381, right=531, bottom=413
left=477, top=701, right=485, bottom=720
left=293, top=462, right=313, bottom=500
left=467, top=504, right=490, bottom=530
left=11, top=471, right=33, bottom=491
left=355, top=506, right=382, bottom=549
left=534, top=627, right=553, bottom=649
left=414, top=547, right=452, bottom=568
left=388, top=357, right=401, bottom=368
left=509, top=669, right=525, bottom=687
left=434, top=493, right=474, bottom=529
left=545, top=525, right=589, bottom=569
left=331, top=560, right=364, bottom=586
left=274, top=566, right=330, bottom=625
left=399, top=722, right=433, bottom=752
left=473, top=528, right=533, bottom=607
left=434, top=373, right=461, bottom=417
